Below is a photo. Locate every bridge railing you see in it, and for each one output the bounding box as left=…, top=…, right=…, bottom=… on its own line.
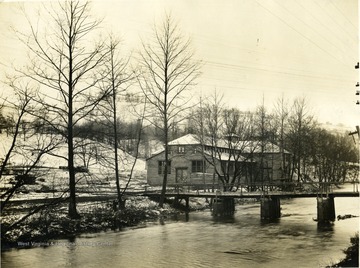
left=144, top=180, right=359, bottom=195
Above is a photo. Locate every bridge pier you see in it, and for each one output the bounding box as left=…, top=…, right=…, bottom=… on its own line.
left=212, top=197, right=235, bottom=217
left=317, top=196, right=335, bottom=223
left=173, top=197, right=190, bottom=212
left=185, top=197, right=189, bottom=211
left=260, top=197, right=281, bottom=220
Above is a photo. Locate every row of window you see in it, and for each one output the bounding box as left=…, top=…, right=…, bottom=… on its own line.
left=172, top=146, right=199, bottom=154
left=158, top=160, right=205, bottom=174
left=172, top=145, right=238, bottom=155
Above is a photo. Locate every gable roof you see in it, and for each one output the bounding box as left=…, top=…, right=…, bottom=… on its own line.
left=168, top=134, right=200, bottom=146
left=147, top=134, right=291, bottom=160
left=168, top=134, right=290, bottom=154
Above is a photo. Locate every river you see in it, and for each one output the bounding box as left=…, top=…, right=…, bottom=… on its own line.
left=1, top=192, right=359, bottom=268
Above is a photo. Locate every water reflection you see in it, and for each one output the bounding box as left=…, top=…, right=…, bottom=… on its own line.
left=260, top=218, right=280, bottom=225
left=212, top=215, right=236, bottom=224
left=317, top=222, right=335, bottom=232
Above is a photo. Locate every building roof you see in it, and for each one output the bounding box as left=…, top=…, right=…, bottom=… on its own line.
left=168, top=134, right=200, bottom=146
left=147, top=134, right=291, bottom=160
left=168, top=134, right=290, bottom=154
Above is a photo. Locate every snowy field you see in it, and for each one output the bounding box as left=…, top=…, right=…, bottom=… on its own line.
left=0, top=133, right=148, bottom=201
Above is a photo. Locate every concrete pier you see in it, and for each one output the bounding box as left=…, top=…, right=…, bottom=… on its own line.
left=260, top=197, right=281, bottom=220
left=173, top=197, right=190, bottom=212
left=317, top=196, right=335, bottom=223
left=212, top=197, right=235, bottom=217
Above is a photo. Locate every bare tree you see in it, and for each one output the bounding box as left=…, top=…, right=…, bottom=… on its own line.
left=286, top=97, right=315, bottom=183
left=273, top=95, right=291, bottom=182
left=252, top=101, right=277, bottom=190
left=0, top=81, right=62, bottom=214
left=98, top=37, right=134, bottom=209
left=15, top=1, right=111, bottom=218
left=0, top=85, right=32, bottom=180
left=192, top=92, right=254, bottom=192
left=310, top=128, right=358, bottom=186
left=138, top=14, right=201, bottom=207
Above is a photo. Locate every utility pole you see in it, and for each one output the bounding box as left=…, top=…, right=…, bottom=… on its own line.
left=356, top=62, right=359, bottom=106
left=349, top=62, right=360, bottom=193
left=350, top=62, right=360, bottom=141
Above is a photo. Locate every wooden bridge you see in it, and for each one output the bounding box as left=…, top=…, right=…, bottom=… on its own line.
left=140, top=181, right=359, bottom=221
left=140, top=180, right=359, bottom=198
left=142, top=190, right=359, bottom=199
left=4, top=181, right=359, bottom=223
left=5, top=181, right=359, bottom=204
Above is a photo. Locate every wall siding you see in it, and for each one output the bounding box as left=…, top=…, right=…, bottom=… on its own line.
left=146, top=144, right=291, bottom=187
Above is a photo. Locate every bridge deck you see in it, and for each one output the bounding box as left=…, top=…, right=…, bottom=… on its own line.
left=143, top=191, right=359, bottom=199
left=3, top=190, right=358, bottom=206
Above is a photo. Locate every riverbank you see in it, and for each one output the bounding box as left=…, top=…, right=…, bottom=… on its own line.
left=327, top=233, right=359, bottom=268
left=1, top=196, right=211, bottom=251
left=2, top=196, right=358, bottom=268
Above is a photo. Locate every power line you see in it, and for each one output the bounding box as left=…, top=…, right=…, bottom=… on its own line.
left=201, top=72, right=353, bottom=93
left=313, top=0, right=358, bottom=45
left=202, top=60, right=354, bottom=83
left=194, top=33, right=354, bottom=71
left=273, top=0, right=356, bottom=64
left=295, top=1, right=358, bottom=54
left=255, top=0, right=352, bottom=68
left=330, top=1, right=358, bottom=34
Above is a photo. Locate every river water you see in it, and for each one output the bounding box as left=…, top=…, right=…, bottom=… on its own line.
left=2, top=191, right=359, bottom=268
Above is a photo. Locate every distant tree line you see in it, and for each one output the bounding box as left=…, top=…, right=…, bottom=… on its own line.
left=187, top=92, right=358, bottom=190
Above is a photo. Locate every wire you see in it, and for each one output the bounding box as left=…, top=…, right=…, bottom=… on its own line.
left=193, top=35, right=353, bottom=80
left=313, top=0, right=358, bottom=45
left=273, top=0, right=356, bottom=64
left=202, top=60, right=354, bottom=83
left=330, top=1, right=359, bottom=34
left=255, top=0, right=353, bottom=68
left=295, top=1, right=358, bottom=54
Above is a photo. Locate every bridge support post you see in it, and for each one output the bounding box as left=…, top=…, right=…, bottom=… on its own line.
left=185, top=197, right=189, bottom=211
left=212, top=197, right=235, bottom=217
left=317, top=196, right=335, bottom=223
left=173, top=197, right=180, bottom=206
left=260, top=197, right=281, bottom=220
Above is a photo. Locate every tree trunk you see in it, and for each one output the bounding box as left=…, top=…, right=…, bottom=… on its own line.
left=159, top=126, right=168, bottom=208
left=113, top=83, right=121, bottom=209
left=68, top=37, right=79, bottom=219
left=68, top=122, right=80, bottom=219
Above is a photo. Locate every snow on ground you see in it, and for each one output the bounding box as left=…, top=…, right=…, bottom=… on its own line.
left=0, top=132, right=147, bottom=200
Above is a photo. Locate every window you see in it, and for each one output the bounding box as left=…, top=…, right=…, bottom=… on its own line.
left=158, top=161, right=171, bottom=175
left=178, top=146, right=185, bottom=154
left=192, top=160, right=205, bottom=173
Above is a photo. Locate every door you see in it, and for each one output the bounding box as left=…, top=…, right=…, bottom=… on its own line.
left=176, top=168, right=188, bottom=184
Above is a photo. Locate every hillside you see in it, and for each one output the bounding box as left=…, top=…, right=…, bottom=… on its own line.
left=320, top=122, right=355, bottom=136
left=0, top=133, right=147, bottom=201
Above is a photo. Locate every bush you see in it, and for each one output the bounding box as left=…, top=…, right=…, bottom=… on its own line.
left=327, top=233, right=359, bottom=267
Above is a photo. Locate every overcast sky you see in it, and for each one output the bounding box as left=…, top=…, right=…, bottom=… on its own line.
left=0, top=0, right=359, bottom=128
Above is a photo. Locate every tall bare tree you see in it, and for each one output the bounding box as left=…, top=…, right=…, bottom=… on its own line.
left=138, top=14, right=201, bottom=207
left=253, top=100, right=277, bottom=190
left=192, top=92, right=254, bottom=191
left=15, top=1, right=111, bottom=218
left=287, top=97, right=315, bottom=183
left=273, top=95, right=290, bottom=182
left=98, top=37, right=134, bottom=209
